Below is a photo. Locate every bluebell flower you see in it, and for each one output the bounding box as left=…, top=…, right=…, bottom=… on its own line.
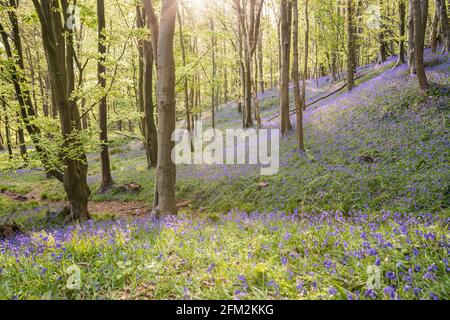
left=384, top=286, right=396, bottom=300
left=364, top=289, right=376, bottom=299
left=207, top=263, right=216, bottom=273
left=413, top=287, right=422, bottom=297
left=385, top=271, right=396, bottom=280
left=427, top=264, right=438, bottom=272
left=429, top=292, right=439, bottom=300
left=423, top=272, right=434, bottom=280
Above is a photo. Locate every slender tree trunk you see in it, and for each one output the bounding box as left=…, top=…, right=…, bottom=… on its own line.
left=223, top=42, right=229, bottom=103
left=377, top=0, right=388, bottom=64
left=280, top=0, right=292, bottom=136
left=301, top=0, right=309, bottom=110
left=396, top=0, right=407, bottom=66
left=137, top=5, right=145, bottom=138
left=211, top=18, right=216, bottom=129
left=292, top=0, right=304, bottom=151
left=16, top=119, right=27, bottom=158
left=178, top=7, right=191, bottom=139
left=1, top=101, right=13, bottom=158
left=138, top=6, right=158, bottom=169
left=97, top=0, right=114, bottom=192
left=408, top=0, right=417, bottom=75
left=431, top=1, right=440, bottom=52
left=258, top=29, right=264, bottom=93
left=437, top=0, right=449, bottom=53
left=253, top=53, right=262, bottom=127
left=244, top=53, right=254, bottom=127
left=412, top=0, right=429, bottom=90
left=330, top=51, right=337, bottom=82
left=347, top=0, right=355, bottom=92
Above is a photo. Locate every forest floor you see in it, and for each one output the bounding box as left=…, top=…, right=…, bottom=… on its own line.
left=0, top=50, right=449, bottom=299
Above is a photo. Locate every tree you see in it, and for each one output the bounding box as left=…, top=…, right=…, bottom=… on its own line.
left=1, top=99, right=13, bottom=158
left=408, top=0, right=417, bottom=75
left=137, top=5, right=158, bottom=169
left=292, top=0, right=304, bottom=151
left=301, top=0, right=309, bottom=109
left=97, top=0, right=114, bottom=193
left=0, top=0, right=63, bottom=180
left=144, top=0, right=178, bottom=216
left=412, top=0, right=429, bottom=90
left=431, top=0, right=440, bottom=53
left=177, top=6, right=191, bottom=134
left=377, top=0, right=388, bottom=64
left=32, top=0, right=91, bottom=221
left=210, top=17, right=217, bottom=129
left=279, top=0, right=292, bottom=136
left=347, top=0, right=355, bottom=91
left=233, top=0, right=265, bottom=128
left=436, top=0, right=449, bottom=53
left=395, top=0, right=407, bottom=66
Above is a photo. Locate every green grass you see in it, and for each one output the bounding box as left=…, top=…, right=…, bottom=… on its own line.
left=0, top=211, right=448, bottom=300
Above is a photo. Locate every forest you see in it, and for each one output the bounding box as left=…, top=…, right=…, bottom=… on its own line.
left=0, top=0, right=449, bottom=301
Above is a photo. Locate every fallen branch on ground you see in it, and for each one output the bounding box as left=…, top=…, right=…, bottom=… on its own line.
left=266, top=72, right=369, bottom=122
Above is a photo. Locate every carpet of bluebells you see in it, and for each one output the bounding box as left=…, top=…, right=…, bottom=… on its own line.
left=0, top=51, right=449, bottom=300
left=0, top=210, right=449, bottom=300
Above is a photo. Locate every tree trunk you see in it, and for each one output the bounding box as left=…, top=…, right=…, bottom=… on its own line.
left=347, top=0, right=355, bottom=91
left=292, top=0, right=304, bottom=151
left=412, top=0, right=429, bottom=90
left=431, top=1, right=440, bottom=53
left=408, top=0, right=417, bottom=75
left=97, top=0, right=114, bottom=193
left=138, top=6, right=158, bottom=169
left=396, top=0, right=407, bottom=66
left=301, top=0, right=309, bottom=110
left=253, top=53, right=262, bottom=127
left=280, top=0, right=292, bottom=136
left=437, top=0, right=449, bottom=53
left=258, top=29, right=265, bottom=93
left=1, top=101, right=13, bottom=158
left=211, top=18, right=216, bottom=129
left=16, top=120, right=27, bottom=158
left=148, top=0, right=178, bottom=216
left=33, top=0, right=91, bottom=221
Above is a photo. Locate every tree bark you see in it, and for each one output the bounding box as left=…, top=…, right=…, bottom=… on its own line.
left=146, top=0, right=178, bottom=216
left=396, top=0, right=407, bottom=66
left=347, top=0, right=355, bottom=91
left=211, top=18, right=216, bottom=129
left=1, top=100, right=13, bottom=158
left=97, top=0, right=114, bottom=193
left=437, top=0, right=449, bottom=53
left=408, top=0, right=417, bottom=75
left=258, top=29, right=264, bottom=93
left=301, top=0, right=309, bottom=109
left=280, top=0, right=292, bottom=136
left=412, top=0, right=429, bottom=90
left=138, top=6, right=158, bottom=169
left=234, top=0, right=264, bottom=128
left=292, top=0, right=304, bottom=151
left=33, top=0, right=91, bottom=221
left=431, top=1, right=440, bottom=53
